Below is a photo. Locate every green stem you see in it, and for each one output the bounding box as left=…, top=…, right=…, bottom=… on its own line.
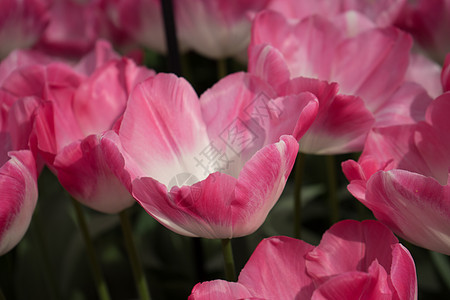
left=217, top=59, right=227, bottom=79
left=71, top=198, right=111, bottom=300
left=119, top=210, right=152, bottom=300
left=325, top=155, right=339, bottom=224
left=294, top=153, right=305, bottom=239
left=430, top=251, right=450, bottom=290
left=221, top=239, right=236, bottom=281
left=30, top=211, right=61, bottom=300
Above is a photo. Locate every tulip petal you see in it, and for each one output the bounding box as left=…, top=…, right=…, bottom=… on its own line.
left=390, top=244, right=418, bottom=300
left=332, top=27, right=412, bottom=112
left=189, top=280, right=253, bottom=300
left=365, top=170, right=450, bottom=255
left=238, top=236, right=315, bottom=299
left=118, top=73, right=211, bottom=186
left=306, top=220, right=399, bottom=284
left=131, top=135, right=298, bottom=238
left=0, top=150, right=37, bottom=255
left=54, top=135, right=134, bottom=214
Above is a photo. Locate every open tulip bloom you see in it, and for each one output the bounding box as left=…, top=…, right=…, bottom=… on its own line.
left=343, top=94, right=450, bottom=255
left=101, top=72, right=319, bottom=239
left=189, top=220, right=417, bottom=299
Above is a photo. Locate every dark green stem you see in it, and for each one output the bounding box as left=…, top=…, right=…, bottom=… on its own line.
left=30, top=211, right=61, bottom=300
left=430, top=251, right=450, bottom=290
left=221, top=239, right=236, bottom=281
left=217, top=59, right=227, bottom=79
left=325, top=155, right=339, bottom=224
left=71, top=198, right=111, bottom=300
left=119, top=210, right=151, bottom=300
left=294, top=153, right=305, bottom=239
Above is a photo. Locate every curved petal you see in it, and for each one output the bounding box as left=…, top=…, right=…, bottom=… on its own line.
left=238, top=236, right=315, bottom=299
left=305, top=220, right=399, bottom=284
left=54, top=135, right=134, bottom=214
left=311, top=268, right=391, bottom=300
left=390, top=244, right=418, bottom=300
left=374, top=82, right=432, bottom=128
left=232, top=135, right=298, bottom=237
left=131, top=135, right=298, bottom=239
left=7, top=96, right=41, bottom=151
left=281, top=77, right=374, bottom=154
left=189, top=280, right=253, bottom=300
left=0, top=150, right=38, bottom=255
left=118, top=73, right=211, bottom=186
left=404, top=53, right=442, bottom=99
left=332, top=27, right=412, bottom=112
left=132, top=172, right=237, bottom=238
left=200, top=72, right=317, bottom=172
left=365, top=170, right=450, bottom=255
left=73, top=58, right=154, bottom=136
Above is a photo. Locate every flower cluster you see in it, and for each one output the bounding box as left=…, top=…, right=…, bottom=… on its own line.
left=1, top=0, right=449, bottom=299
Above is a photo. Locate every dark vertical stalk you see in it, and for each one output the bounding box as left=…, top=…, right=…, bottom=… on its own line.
left=161, top=0, right=181, bottom=76
left=294, top=154, right=305, bottom=239
left=160, top=0, right=206, bottom=283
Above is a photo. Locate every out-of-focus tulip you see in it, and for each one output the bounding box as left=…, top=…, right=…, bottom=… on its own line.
left=189, top=220, right=417, bottom=299
left=101, top=72, right=319, bottom=238
left=34, top=0, right=101, bottom=58
left=395, top=0, right=450, bottom=63
left=0, top=41, right=154, bottom=214
left=343, top=95, right=450, bottom=255
left=174, top=0, right=270, bottom=59
left=0, top=0, right=50, bottom=59
left=248, top=10, right=436, bottom=154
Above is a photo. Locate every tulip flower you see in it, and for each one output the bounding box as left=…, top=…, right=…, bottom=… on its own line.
left=101, top=72, right=319, bottom=238
left=342, top=94, right=450, bottom=255
left=250, top=10, right=412, bottom=115
left=248, top=10, right=437, bottom=154
left=0, top=41, right=154, bottom=213
left=0, top=0, right=49, bottom=59
left=189, top=220, right=417, bottom=299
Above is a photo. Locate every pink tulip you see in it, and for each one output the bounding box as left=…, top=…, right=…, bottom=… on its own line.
left=0, top=41, right=154, bottom=213
left=101, top=72, right=319, bottom=238
left=0, top=0, right=50, bottom=59
left=34, top=0, right=101, bottom=58
left=189, top=220, right=417, bottom=299
left=267, top=0, right=405, bottom=27
left=250, top=10, right=412, bottom=114
left=33, top=48, right=153, bottom=213
left=342, top=94, right=450, bottom=254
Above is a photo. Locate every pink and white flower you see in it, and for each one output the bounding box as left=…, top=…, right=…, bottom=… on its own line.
left=101, top=72, right=319, bottom=238
left=342, top=94, right=450, bottom=255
